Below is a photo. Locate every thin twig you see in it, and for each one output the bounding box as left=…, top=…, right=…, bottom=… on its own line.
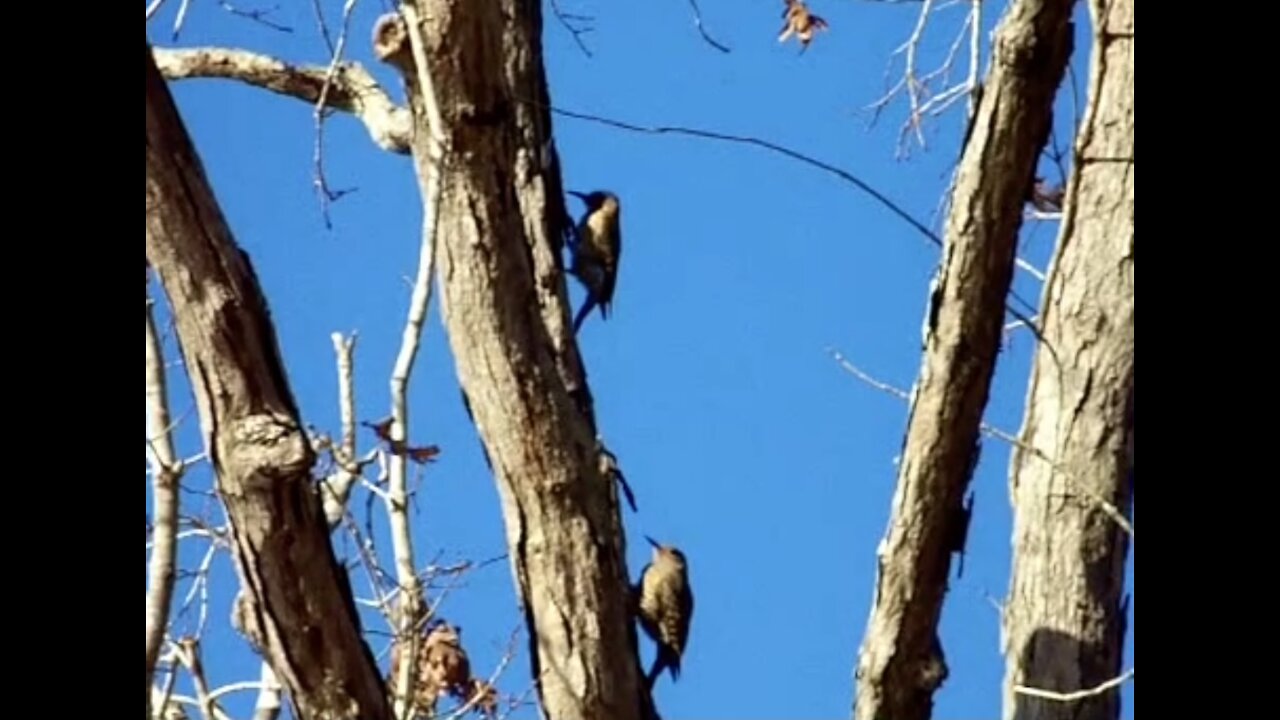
left=387, top=6, right=448, bottom=715
left=313, top=0, right=362, bottom=227
left=686, top=0, right=731, bottom=53
left=176, top=539, right=221, bottom=637
left=172, top=0, right=193, bottom=38
left=217, top=1, right=292, bottom=32
left=828, top=349, right=1133, bottom=537
left=967, top=0, right=981, bottom=119
left=1014, top=256, right=1046, bottom=281
left=549, top=104, right=1046, bottom=333
left=903, top=0, right=937, bottom=148
left=551, top=106, right=940, bottom=246
left=310, top=0, right=336, bottom=55
left=864, top=0, right=980, bottom=157
left=549, top=0, right=595, bottom=57
left=1014, top=667, right=1134, bottom=701
left=153, top=47, right=411, bottom=153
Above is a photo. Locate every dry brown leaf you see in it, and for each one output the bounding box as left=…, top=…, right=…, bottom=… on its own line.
left=779, top=0, right=829, bottom=52
left=423, top=621, right=473, bottom=701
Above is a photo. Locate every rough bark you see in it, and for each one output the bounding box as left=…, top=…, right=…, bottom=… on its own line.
left=1001, top=0, right=1134, bottom=716
left=382, top=2, right=651, bottom=719
left=852, top=2, right=1075, bottom=719
left=145, top=45, right=390, bottom=720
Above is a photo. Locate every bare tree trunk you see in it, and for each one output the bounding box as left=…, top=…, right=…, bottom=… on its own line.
left=377, top=3, right=651, bottom=720
left=1001, top=0, right=1134, bottom=717
left=853, top=1, right=1075, bottom=718
left=145, top=45, right=390, bottom=720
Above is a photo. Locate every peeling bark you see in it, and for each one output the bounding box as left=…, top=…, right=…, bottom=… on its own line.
left=380, top=2, right=651, bottom=719
left=1002, top=0, right=1134, bottom=716
left=145, top=45, right=389, bottom=720
left=852, top=2, right=1076, bottom=719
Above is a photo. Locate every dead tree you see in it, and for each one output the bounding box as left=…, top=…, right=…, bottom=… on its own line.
left=145, top=45, right=390, bottom=720
left=378, top=3, right=651, bottom=718
left=852, top=1, right=1076, bottom=718
left=1002, top=0, right=1135, bottom=717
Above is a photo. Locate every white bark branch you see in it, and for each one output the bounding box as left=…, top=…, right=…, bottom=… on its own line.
left=383, top=8, right=450, bottom=714
left=322, top=332, right=360, bottom=525
left=146, top=289, right=182, bottom=713
left=152, top=46, right=411, bottom=154
left=1013, top=667, right=1134, bottom=702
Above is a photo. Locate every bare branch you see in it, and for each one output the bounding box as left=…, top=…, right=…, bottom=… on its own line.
left=322, top=332, right=360, bottom=525
left=686, top=0, right=732, bottom=53
left=829, top=350, right=1132, bottom=537
left=312, top=0, right=363, bottom=227
left=146, top=288, right=182, bottom=712
left=551, top=106, right=940, bottom=246
left=310, top=0, right=336, bottom=54
left=550, top=104, right=1046, bottom=336
left=549, top=0, right=595, bottom=57
left=968, top=0, right=981, bottom=118
left=216, top=1, right=292, bottom=33
left=864, top=0, right=980, bottom=157
left=152, top=46, right=411, bottom=153
left=1014, top=667, right=1134, bottom=702
left=381, top=6, right=449, bottom=714
left=1014, top=256, right=1047, bottom=281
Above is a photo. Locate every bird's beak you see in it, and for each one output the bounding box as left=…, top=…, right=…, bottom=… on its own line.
left=644, top=535, right=661, bottom=550
left=568, top=190, right=588, bottom=201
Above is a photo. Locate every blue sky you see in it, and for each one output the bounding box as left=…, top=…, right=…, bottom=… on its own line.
left=147, top=1, right=1133, bottom=718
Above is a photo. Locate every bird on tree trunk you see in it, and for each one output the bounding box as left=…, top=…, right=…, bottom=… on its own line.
left=634, top=535, right=694, bottom=689
left=566, top=190, right=622, bottom=334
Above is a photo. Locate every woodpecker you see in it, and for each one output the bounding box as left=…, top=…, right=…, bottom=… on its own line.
left=634, top=535, right=694, bottom=689
left=566, top=190, right=622, bottom=334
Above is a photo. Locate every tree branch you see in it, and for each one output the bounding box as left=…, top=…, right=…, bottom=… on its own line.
left=852, top=0, right=1076, bottom=717
left=152, top=46, right=411, bottom=154
left=829, top=349, right=1132, bottom=537
left=1013, top=667, right=1133, bottom=703
left=146, top=286, right=183, bottom=715
left=146, top=43, right=389, bottom=720
left=321, top=332, right=360, bottom=525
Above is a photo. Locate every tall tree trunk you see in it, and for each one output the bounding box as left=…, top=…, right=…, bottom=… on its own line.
left=145, top=45, right=390, bottom=720
left=383, top=3, right=651, bottom=719
left=853, top=1, right=1075, bottom=719
left=1001, top=0, right=1134, bottom=717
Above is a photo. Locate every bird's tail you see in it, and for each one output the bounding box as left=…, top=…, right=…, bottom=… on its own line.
left=573, top=297, right=596, bottom=334
left=645, top=648, right=681, bottom=688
